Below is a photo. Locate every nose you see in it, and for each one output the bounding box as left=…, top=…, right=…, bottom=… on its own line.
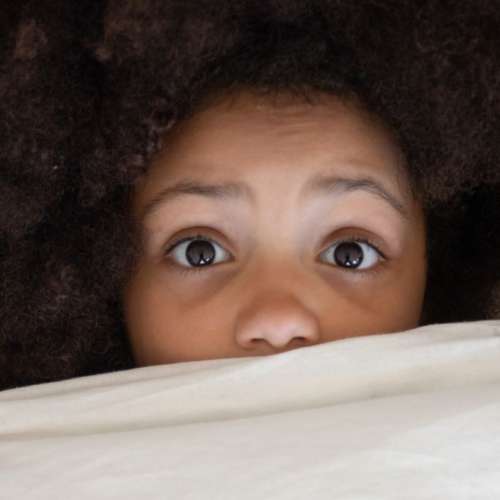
left=235, top=295, right=321, bottom=353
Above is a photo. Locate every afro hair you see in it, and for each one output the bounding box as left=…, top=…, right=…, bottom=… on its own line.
left=1, top=0, right=500, bottom=391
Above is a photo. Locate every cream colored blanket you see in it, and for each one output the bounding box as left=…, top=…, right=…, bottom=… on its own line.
left=1, top=320, right=500, bottom=499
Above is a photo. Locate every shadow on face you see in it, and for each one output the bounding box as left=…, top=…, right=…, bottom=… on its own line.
left=123, top=88, right=427, bottom=366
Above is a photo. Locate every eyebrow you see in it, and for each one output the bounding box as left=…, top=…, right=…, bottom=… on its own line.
left=139, top=172, right=410, bottom=223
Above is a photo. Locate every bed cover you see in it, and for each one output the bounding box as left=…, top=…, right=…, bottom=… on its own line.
left=1, top=320, right=500, bottom=499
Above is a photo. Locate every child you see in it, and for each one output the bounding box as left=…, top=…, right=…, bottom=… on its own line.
left=1, top=0, right=499, bottom=391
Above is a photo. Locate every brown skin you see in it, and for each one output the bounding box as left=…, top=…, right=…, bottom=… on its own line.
left=123, top=90, right=427, bottom=366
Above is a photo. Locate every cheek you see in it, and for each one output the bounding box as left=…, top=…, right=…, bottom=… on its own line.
left=328, top=285, right=424, bottom=341
left=375, top=284, right=425, bottom=330
left=370, top=254, right=427, bottom=330
left=331, top=255, right=427, bottom=334
left=359, top=218, right=427, bottom=330
left=123, top=267, right=228, bottom=365
left=123, top=268, right=177, bottom=365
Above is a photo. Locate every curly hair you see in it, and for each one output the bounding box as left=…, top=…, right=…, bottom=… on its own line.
left=1, top=0, right=500, bottom=392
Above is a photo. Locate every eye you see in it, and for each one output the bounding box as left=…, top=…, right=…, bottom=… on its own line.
left=165, top=235, right=230, bottom=273
left=164, top=233, right=386, bottom=276
left=319, top=238, right=384, bottom=271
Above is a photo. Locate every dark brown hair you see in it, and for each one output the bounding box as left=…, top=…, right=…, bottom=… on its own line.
left=1, top=0, right=500, bottom=392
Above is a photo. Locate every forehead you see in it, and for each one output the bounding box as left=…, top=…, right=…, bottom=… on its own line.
left=135, top=89, right=411, bottom=207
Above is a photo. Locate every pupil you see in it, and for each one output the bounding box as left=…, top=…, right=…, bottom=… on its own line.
left=334, top=242, right=363, bottom=268
left=186, top=240, right=215, bottom=266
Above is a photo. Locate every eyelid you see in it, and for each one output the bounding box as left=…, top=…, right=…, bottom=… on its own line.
left=165, top=234, right=216, bottom=255
left=320, top=226, right=389, bottom=260
left=327, top=235, right=386, bottom=260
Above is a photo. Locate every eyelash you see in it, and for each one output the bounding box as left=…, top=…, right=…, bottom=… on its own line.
left=164, top=231, right=387, bottom=278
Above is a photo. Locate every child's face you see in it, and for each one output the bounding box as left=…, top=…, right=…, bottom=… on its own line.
left=123, top=90, right=427, bottom=366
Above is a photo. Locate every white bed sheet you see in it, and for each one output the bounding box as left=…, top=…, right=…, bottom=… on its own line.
left=1, top=320, right=500, bottom=499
